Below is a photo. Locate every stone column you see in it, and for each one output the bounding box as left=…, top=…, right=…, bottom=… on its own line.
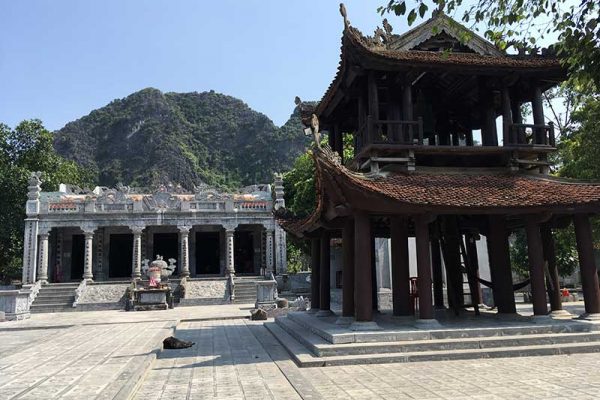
left=274, top=225, right=287, bottom=274
left=37, top=230, right=50, bottom=283
left=22, top=218, right=39, bottom=284
left=574, top=214, right=600, bottom=318
left=265, top=229, right=274, bottom=275
left=317, top=231, right=332, bottom=317
left=82, top=230, right=94, bottom=281
left=131, top=227, right=144, bottom=280
left=487, top=216, right=517, bottom=313
left=309, top=238, right=321, bottom=312
left=225, top=228, right=236, bottom=276
left=338, top=219, right=355, bottom=323
left=390, top=216, right=411, bottom=316
left=525, top=218, right=548, bottom=316
left=178, top=226, right=191, bottom=277
left=351, top=211, right=379, bottom=330
left=415, top=215, right=434, bottom=320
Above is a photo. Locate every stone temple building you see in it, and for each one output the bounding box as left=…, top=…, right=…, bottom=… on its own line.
left=23, top=176, right=286, bottom=283
left=8, top=174, right=287, bottom=317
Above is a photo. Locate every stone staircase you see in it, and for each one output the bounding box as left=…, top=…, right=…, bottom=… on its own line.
left=266, top=311, right=600, bottom=367
left=30, top=282, right=79, bottom=313
left=233, top=277, right=259, bottom=304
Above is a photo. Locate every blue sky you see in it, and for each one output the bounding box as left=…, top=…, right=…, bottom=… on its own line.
left=1, top=1, right=561, bottom=131
left=1, top=1, right=396, bottom=130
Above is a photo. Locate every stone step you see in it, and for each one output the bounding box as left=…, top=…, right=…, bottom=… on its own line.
left=34, top=297, right=74, bottom=305
left=275, top=316, right=600, bottom=357
left=30, top=304, right=77, bottom=313
left=285, top=311, right=596, bottom=344
left=266, top=320, right=600, bottom=367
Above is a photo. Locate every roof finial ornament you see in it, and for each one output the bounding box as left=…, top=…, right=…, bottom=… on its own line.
left=383, top=18, right=393, bottom=36
left=432, top=0, right=445, bottom=17
left=310, top=113, right=321, bottom=148
left=339, top=3, right=350, bottom=29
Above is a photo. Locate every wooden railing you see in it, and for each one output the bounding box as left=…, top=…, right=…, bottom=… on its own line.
left=362, top=116, right=424, bottom=145
left=507, top=122, right=555, bottom=147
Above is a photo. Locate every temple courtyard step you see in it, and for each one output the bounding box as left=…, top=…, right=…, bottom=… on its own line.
left=233, top=278, right=259, bottom=304
left=265, top=312, right=600, bottom=367
left=30, top=283, right=79, bottom=313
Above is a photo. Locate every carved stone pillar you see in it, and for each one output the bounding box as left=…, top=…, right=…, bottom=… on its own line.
left=37, top=230, right=50, bottom=283
left=22, top=218, right=39, bottom=284
left=131, top=226, right=144, bottom=280
left=265, top=229, right=274, bottom=275
left=225, top=229, right=236, bottom=276
left=82, top=230, right=95, bottom=281
left=178, top=226, right=191, bottom=277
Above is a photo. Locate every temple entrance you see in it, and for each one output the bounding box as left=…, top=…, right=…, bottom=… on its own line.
left=153, top=233, right=178, bottom=274
left=109, top=234, right=133, bottom=278
left=235, top=231, right=255, bottom=274
left=70, top=234, right=84, bottom=280
left=195, top=232, right=220, bottom=275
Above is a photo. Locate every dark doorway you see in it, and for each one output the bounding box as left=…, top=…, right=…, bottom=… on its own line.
left=70, top=234, right=84, bottom=280
left=196, top=232, right=220, bottom=274
left=109, top=234, right=133, bottom=278
left=235, top=231, right=255, bottom=274
left=153, top=233, right=178, bottom=275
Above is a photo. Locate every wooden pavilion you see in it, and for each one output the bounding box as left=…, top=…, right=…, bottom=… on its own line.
left=281, top=5, right=600, bottom=329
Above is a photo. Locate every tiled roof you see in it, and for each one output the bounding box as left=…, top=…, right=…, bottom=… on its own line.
left=314, top=14, right=563, bottom=117
left=316, top=146, right=600, bottom=211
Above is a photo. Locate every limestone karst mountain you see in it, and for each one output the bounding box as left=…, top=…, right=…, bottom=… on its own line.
left=53, top=88, right=309, bottom=189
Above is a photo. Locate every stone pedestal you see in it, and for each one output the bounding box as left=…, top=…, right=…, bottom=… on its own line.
left=255, top=280, right=277, bottom=309
left=132, top=287, right=171, bottom=311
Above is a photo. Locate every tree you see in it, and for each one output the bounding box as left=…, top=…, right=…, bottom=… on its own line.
left=379, top=0, right=600, bottom=88
left=0, top=120, right=94, bottom=283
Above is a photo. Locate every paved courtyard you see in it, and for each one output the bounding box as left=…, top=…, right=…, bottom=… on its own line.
left=1, top=304, right=600, bottom=399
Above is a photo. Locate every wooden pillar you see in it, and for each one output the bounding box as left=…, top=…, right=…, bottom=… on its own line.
left=390, top=216, right=411, bottom=316
left=501, top=85, right=512, bottom=145
left=387, top=87, right=402, bottom=142
left=574, top=214, right=600, bottom=315
left=525, top=218, right=548, bottom=316
left=354, top=211, right=373, bottom=321
left=431, top=237, right=445, bottom=309
left=487, top=216, right=516, bottom=313
left=318, top=231, right=331, bottom=315
left=357, top=96, right=366, bottom=151
left=371, top=236, right=378, bottom=311
left=480, top=81, right=498, bottom=146
left=415, top=215, right=434, bottom=320
left=310, top=238, right=321, bottom=311
left=532, top=84, right=545, bottom=144
left=465, top=234, right=483, bottom=305
left=342, top=219, right=355, bottom=318
left=367, top=71, right=379, bottom=145
left=441, top=217, right=464, bottom=312
left=402, top=83, right=414, bottom=142
left=541, top=225, right=562, bottom=312
left=334, top=124, right=344, bottom=163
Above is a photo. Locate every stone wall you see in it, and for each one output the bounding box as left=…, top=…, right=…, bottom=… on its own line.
left=77, top=283, right=129, bottom=311
left=179, top=278, right=229, bottom=306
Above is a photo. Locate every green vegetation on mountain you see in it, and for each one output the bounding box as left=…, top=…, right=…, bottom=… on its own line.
left=54, top=88, right=309, bottom=190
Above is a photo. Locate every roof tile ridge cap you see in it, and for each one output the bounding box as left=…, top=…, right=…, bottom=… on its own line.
left=526, top=174, right=600, bottom=186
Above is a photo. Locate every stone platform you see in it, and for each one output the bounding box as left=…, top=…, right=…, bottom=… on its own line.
left=266, top=310, right=600, bottom=367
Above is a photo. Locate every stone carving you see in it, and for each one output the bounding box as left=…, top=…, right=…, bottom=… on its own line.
left=96, top=188, right=129, bottom=204
left=193, top=182, right=231, bottom=201
left=310, top=114, right=321, bottom=147
left=143, top=191, right=181, bottom=211
left=27, top=172, right=42, bottom=200
left=142, top=255, right=176, bottom=287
